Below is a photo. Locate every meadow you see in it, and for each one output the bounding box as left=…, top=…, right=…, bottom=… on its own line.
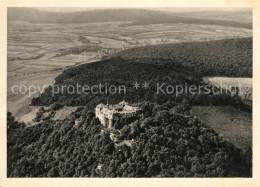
left=192, top=105, right=252, bottom=153
left=7, top=9, right=253, bottom=177
left=203, top=77, right=252, bottom=100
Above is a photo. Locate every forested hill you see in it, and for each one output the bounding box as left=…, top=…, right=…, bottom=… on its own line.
left=7, top=104, right=251, bottom=177
left=111, top=37, right=252, bottom=77
left=31, top=37, right=252, bottom=107
left=8, top=8, right=251, bottom=29
left=8, top=38, right=252, bottom=177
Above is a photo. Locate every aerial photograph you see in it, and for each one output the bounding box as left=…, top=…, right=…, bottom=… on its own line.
left=7, top=7, right=252, bottom=177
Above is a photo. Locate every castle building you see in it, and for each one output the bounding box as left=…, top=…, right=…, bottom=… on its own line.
left=95, top=101, right=142, bottom=129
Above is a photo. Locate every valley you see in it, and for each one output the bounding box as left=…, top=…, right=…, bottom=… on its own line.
left=6, top=7, right=254, bottom=178
left=7, top=19, right=252, bottom=120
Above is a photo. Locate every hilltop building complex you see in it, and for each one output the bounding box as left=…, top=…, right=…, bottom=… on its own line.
left=95, top=101, right=142, bottom=129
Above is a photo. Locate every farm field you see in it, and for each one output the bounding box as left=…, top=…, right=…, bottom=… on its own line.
left=7, top=8, right=254, bottom=178
left=7, top=70, right=61, bottom=120
left=19, top=106, right=41, bottom=125
left=192, top=105, right=252, bottom=152
left=7, top=20, right=252, bottom=121
left=203, top=77, right=252, bottom=100
left=52, top=107, right=78, bottom=121
left=203, top=77, right=252, bottom=87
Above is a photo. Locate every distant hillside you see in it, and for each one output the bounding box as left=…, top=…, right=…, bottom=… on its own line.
left=8, top=8, right=252, bottom=29
left=111, top=37, right=252, bottom=77
left=175, top=9, right=252, bottom=23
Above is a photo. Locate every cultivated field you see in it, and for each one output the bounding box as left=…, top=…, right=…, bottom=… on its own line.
left=203, top=77, right=252, bottom=87
left=203, top=77, right=252, bottom=100
left=7, top=20, right=252, bottom=121
left=192, top=105, right=252, bottom=152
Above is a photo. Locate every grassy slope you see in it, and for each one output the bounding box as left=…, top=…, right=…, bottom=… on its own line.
left=192, top=106, right=252, bottom=152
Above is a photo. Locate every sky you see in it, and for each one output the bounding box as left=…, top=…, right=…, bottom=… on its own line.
left=34, top=7, right=251, bottom=13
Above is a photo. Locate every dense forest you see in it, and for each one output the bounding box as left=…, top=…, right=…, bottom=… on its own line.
left=8, top=37, right=252, bottom=177
left=7, top=101, right=251, bottom=177
left=111, top=37, right=252, bottom=77
left=31, top=37, right=252, bottom=108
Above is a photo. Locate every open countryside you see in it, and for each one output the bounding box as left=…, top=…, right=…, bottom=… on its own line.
left=7, top=8, right=253, bottom=178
